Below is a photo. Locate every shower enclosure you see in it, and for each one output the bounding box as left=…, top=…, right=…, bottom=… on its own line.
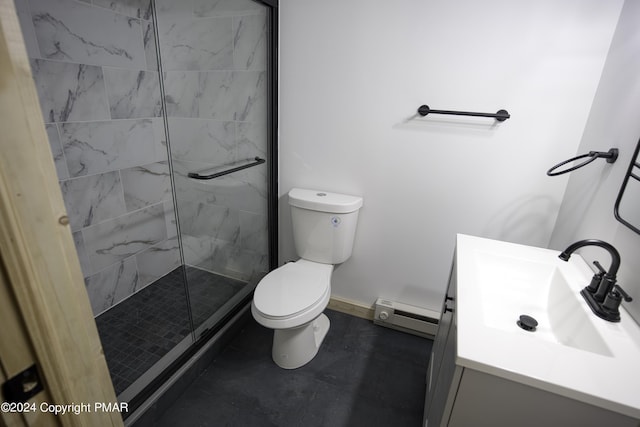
left=15, top=0, right=277, bottom=413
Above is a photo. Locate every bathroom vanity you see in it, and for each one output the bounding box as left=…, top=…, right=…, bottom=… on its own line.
left=424, top=235, right=640, bottom=427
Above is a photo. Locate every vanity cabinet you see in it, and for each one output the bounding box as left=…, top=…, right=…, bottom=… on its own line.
left=424, top=259, right=460, bottom=427
left=423, top=252, right=638, bottom=427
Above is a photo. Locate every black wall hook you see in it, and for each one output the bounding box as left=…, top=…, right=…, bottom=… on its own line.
left=546, top=148, right=618, bottom=176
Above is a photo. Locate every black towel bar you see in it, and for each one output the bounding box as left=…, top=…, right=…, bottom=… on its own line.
left=417, top=104, right=510, bottom=122
left=188, top=156, right=265, bottom=180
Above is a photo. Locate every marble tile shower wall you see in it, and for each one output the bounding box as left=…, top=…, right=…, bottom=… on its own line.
left=15, top=0, right=180, bottom=315
left=155, top=0, right=269, bottom=282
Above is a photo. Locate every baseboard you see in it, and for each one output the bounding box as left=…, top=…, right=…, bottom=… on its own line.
left=328, top=295, right=375, bottom=320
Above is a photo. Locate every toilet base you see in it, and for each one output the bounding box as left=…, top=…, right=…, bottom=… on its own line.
left=272, top=313, right=330, bottom=369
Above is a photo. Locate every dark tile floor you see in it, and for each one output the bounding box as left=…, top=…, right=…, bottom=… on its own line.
left=155, top=309, right=432, bottom=427
left=95, top=265, right=247, bottom=394
left=185, top=267, right=248, bottom=328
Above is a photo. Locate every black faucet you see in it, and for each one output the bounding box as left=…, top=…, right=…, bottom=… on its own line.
left=558, top=239, right=632, bottom=322
left=559, top=239, right=620, bottom=300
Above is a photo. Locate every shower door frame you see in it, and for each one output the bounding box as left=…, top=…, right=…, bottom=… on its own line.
left=124, top=0, right=280, bottom=416
left=265, top=0, right=279, bottom=272
left=157, top=0, right=279, bottom=275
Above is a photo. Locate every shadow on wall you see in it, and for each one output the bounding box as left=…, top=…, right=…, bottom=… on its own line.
left=482, top=195, right=559, bottom=246
left=549, top=166, right=614, bottom=245
left=393, top=113, right=502, bottom=137
left=388, top=283, right=449, bottom=312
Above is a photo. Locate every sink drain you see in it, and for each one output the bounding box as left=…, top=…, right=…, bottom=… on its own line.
left=517, top=314, right=538, bottom=332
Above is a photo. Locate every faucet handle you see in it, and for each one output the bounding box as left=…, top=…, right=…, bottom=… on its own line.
left=613, top=284, right=633, bottom=302
left=602, top=285, right=633, bottom=316
left=593, top=260, right=606, bottom=274
left=586, top=261, right=607, bottom=293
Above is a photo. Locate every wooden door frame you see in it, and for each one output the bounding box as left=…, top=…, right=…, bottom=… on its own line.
left=0, top=2, right=122, bottom=426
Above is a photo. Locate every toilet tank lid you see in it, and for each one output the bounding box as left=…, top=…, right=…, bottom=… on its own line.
left=288, top=188, right=363, bottom=213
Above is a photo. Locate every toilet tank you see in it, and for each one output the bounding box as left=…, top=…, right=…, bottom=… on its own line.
left=289, top=188, right=363, bottom=264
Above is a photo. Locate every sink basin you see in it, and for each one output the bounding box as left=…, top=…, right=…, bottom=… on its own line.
left=474, top=251, right=612, bottom=356
left=456, top=234, right=640, bottom=419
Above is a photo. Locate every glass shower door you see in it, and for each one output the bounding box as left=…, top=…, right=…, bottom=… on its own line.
left=155, top=0, right=271, bottom=337
left=19, top=0, right=275, bottom=408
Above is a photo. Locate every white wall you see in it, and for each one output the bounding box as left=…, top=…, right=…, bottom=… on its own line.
left=278, top=0, right=623, bottom=311
left=549, top=0, right=640, bottom=325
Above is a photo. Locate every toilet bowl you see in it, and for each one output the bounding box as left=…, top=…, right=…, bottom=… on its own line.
left=252, top=259, right=333, bottom=369
left=251, top=188, right=363, bottom=369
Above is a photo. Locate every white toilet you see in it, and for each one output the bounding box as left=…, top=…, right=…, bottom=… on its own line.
left=251, top=188, right=363, bottom=369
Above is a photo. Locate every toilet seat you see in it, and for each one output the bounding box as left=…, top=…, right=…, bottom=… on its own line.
left=252, top=259, right=333, bottom=329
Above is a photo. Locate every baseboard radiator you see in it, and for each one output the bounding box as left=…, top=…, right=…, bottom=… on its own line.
left=373, top=298, right=440, bottom=339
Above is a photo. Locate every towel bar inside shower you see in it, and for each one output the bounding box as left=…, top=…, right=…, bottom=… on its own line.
left=188, top=156, right=266, bottom=180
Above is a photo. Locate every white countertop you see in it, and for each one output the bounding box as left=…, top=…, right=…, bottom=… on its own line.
left=455, top=234, right=640, bottom=419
